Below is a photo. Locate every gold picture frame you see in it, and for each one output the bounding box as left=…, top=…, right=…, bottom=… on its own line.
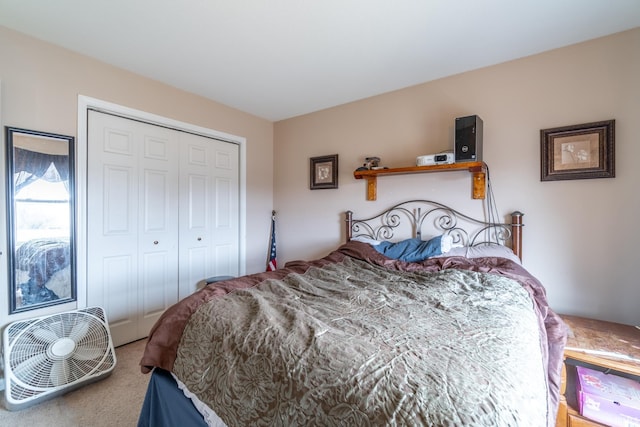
left=540, top=120, right=615, bottom=181
left=310, top=154, right=338, bottom=189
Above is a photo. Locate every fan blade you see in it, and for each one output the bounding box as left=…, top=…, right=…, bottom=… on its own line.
left=13, top=335, right=43, bottom=353
left=31, top=327, right=58, bottom=344
left=13, top=352, right=49, bottom=379
left=49, top=320, right=64, bottom=339
left=69, top=320, right=90, bottom=342
left=73, top=346, right=104, bottom=361
left=50, top=359, right=70, bottom=387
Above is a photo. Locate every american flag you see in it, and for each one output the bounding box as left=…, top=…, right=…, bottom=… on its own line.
left=267, top=211, right=277, bottom=271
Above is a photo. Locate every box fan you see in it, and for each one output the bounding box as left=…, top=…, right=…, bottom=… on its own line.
left=2, top=306, right=116, bottom=410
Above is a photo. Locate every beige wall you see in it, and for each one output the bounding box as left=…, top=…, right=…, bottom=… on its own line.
left=0, top=26, right=274, bottom=324
left=1, top=24, right=638, bottom=327
left=274, top=28, right=640, bottom=326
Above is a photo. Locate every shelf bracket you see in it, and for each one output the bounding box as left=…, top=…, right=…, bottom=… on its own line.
left=470, top=167, right=486, bottom=200
left=365, top=176, right=377, bottom=201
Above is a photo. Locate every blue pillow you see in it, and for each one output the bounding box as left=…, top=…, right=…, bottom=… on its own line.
left=373, top=236, right=444, bottom=262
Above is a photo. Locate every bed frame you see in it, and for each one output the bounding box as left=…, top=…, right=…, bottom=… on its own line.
left=345, top=200, right=524, bottom=260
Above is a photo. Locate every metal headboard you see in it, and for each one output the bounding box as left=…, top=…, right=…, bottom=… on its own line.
left=345, top=200, right=524, bottom=260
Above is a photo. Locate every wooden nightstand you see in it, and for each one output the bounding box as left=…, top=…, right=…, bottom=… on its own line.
left=556, top=315, right=640, bottom=427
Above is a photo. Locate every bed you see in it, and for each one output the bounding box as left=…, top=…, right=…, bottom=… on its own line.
left=15, top=238, right=71, bottom=306
left=138, top=200, right=567, bottom=427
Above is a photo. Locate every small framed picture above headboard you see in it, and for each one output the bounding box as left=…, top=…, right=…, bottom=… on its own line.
left=310, top=154, right=338, bottom=189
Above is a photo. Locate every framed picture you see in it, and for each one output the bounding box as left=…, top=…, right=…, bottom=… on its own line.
left=540, top=120, right=615, bottom=181
left=310, top=154, right=338, bottom=189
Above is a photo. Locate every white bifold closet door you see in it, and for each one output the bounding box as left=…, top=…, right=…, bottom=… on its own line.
left=87, top=110, right=239, bottom=346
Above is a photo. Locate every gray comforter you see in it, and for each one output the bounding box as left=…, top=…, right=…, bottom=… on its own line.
left=141, top=241, right=567, bottom=427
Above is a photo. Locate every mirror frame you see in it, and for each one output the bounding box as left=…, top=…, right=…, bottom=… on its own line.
left=5, top=126, right=77, bottom=314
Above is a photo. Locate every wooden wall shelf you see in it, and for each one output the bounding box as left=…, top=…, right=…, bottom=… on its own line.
left=353, top=161, right=486, bottom=201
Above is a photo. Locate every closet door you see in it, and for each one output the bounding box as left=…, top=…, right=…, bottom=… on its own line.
left=178, top=133, right=240, bottom=298
left=87, top=111, right=179, bottom=346
left=209, top=138, right=240, bottom=278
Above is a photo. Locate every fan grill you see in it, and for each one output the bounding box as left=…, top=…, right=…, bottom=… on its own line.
left=4, top=306, right=116, bottom=408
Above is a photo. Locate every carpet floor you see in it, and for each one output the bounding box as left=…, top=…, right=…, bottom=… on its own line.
left=0, top=338, right=150, bottom=427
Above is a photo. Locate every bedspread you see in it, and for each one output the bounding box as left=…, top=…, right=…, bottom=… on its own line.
left=16, top=238, right=70, bottom=285
left=141, top=241, right=567, bottom=427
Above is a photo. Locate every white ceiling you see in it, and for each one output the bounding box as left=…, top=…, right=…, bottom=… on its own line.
left=1, top=1, right=639, bottom=121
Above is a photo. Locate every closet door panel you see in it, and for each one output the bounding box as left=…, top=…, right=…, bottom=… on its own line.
left=178, top=135, right=213, bottom=298
left=137, top=128, right=180, bottom=337
left=214, top=245, right=234, bottom=274
left=185, top=247, right=208, bottom=293
left=211, top=142, right=240, bottom=278
left=101, top=255, right=138, bottom=345
left=102, top=256, right=133, bottom=319
left=184, top=174, right=209, bottom=293
left=103, top=166, right=134, bottom=233
left=138, top=251, right=173, bottom=334
left=88, top=112, right=140, bottom=346
left=188, top=175, right=208, bottom=228
left=213, top=177, right=234, bottom=275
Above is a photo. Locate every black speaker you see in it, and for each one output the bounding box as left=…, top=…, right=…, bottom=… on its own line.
left=454, top=115, right=483, bottom=162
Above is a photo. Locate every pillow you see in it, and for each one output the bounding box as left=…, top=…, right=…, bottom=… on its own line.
left=351, top=236, right=382, bottom=246
left=373, top=235, right=452, bottom=263
left=435, top=245, right=521, bottom=264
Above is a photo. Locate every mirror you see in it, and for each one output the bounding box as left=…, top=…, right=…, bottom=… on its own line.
left=5, top=127, right=76, bottom=313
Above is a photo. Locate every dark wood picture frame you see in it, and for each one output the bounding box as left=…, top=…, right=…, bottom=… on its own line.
left=310, top=154, right=338, bottom=189
left=540, top=120, right=615, bottom=181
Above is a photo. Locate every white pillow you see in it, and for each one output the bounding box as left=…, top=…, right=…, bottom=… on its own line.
left=436, top=245, right=521, bottom=264
left=351, top=236, right=382, bottom=245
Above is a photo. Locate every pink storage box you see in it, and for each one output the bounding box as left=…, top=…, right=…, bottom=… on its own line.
left=576, top=365, right=640, bottom=427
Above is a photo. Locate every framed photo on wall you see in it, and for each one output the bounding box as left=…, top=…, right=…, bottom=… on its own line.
left=310, top=154, right=338, bottom=189
left=540, top=120, right=615, bottom=181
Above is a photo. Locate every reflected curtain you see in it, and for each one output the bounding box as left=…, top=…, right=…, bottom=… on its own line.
left=13, top=147, right=70, bottom=192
